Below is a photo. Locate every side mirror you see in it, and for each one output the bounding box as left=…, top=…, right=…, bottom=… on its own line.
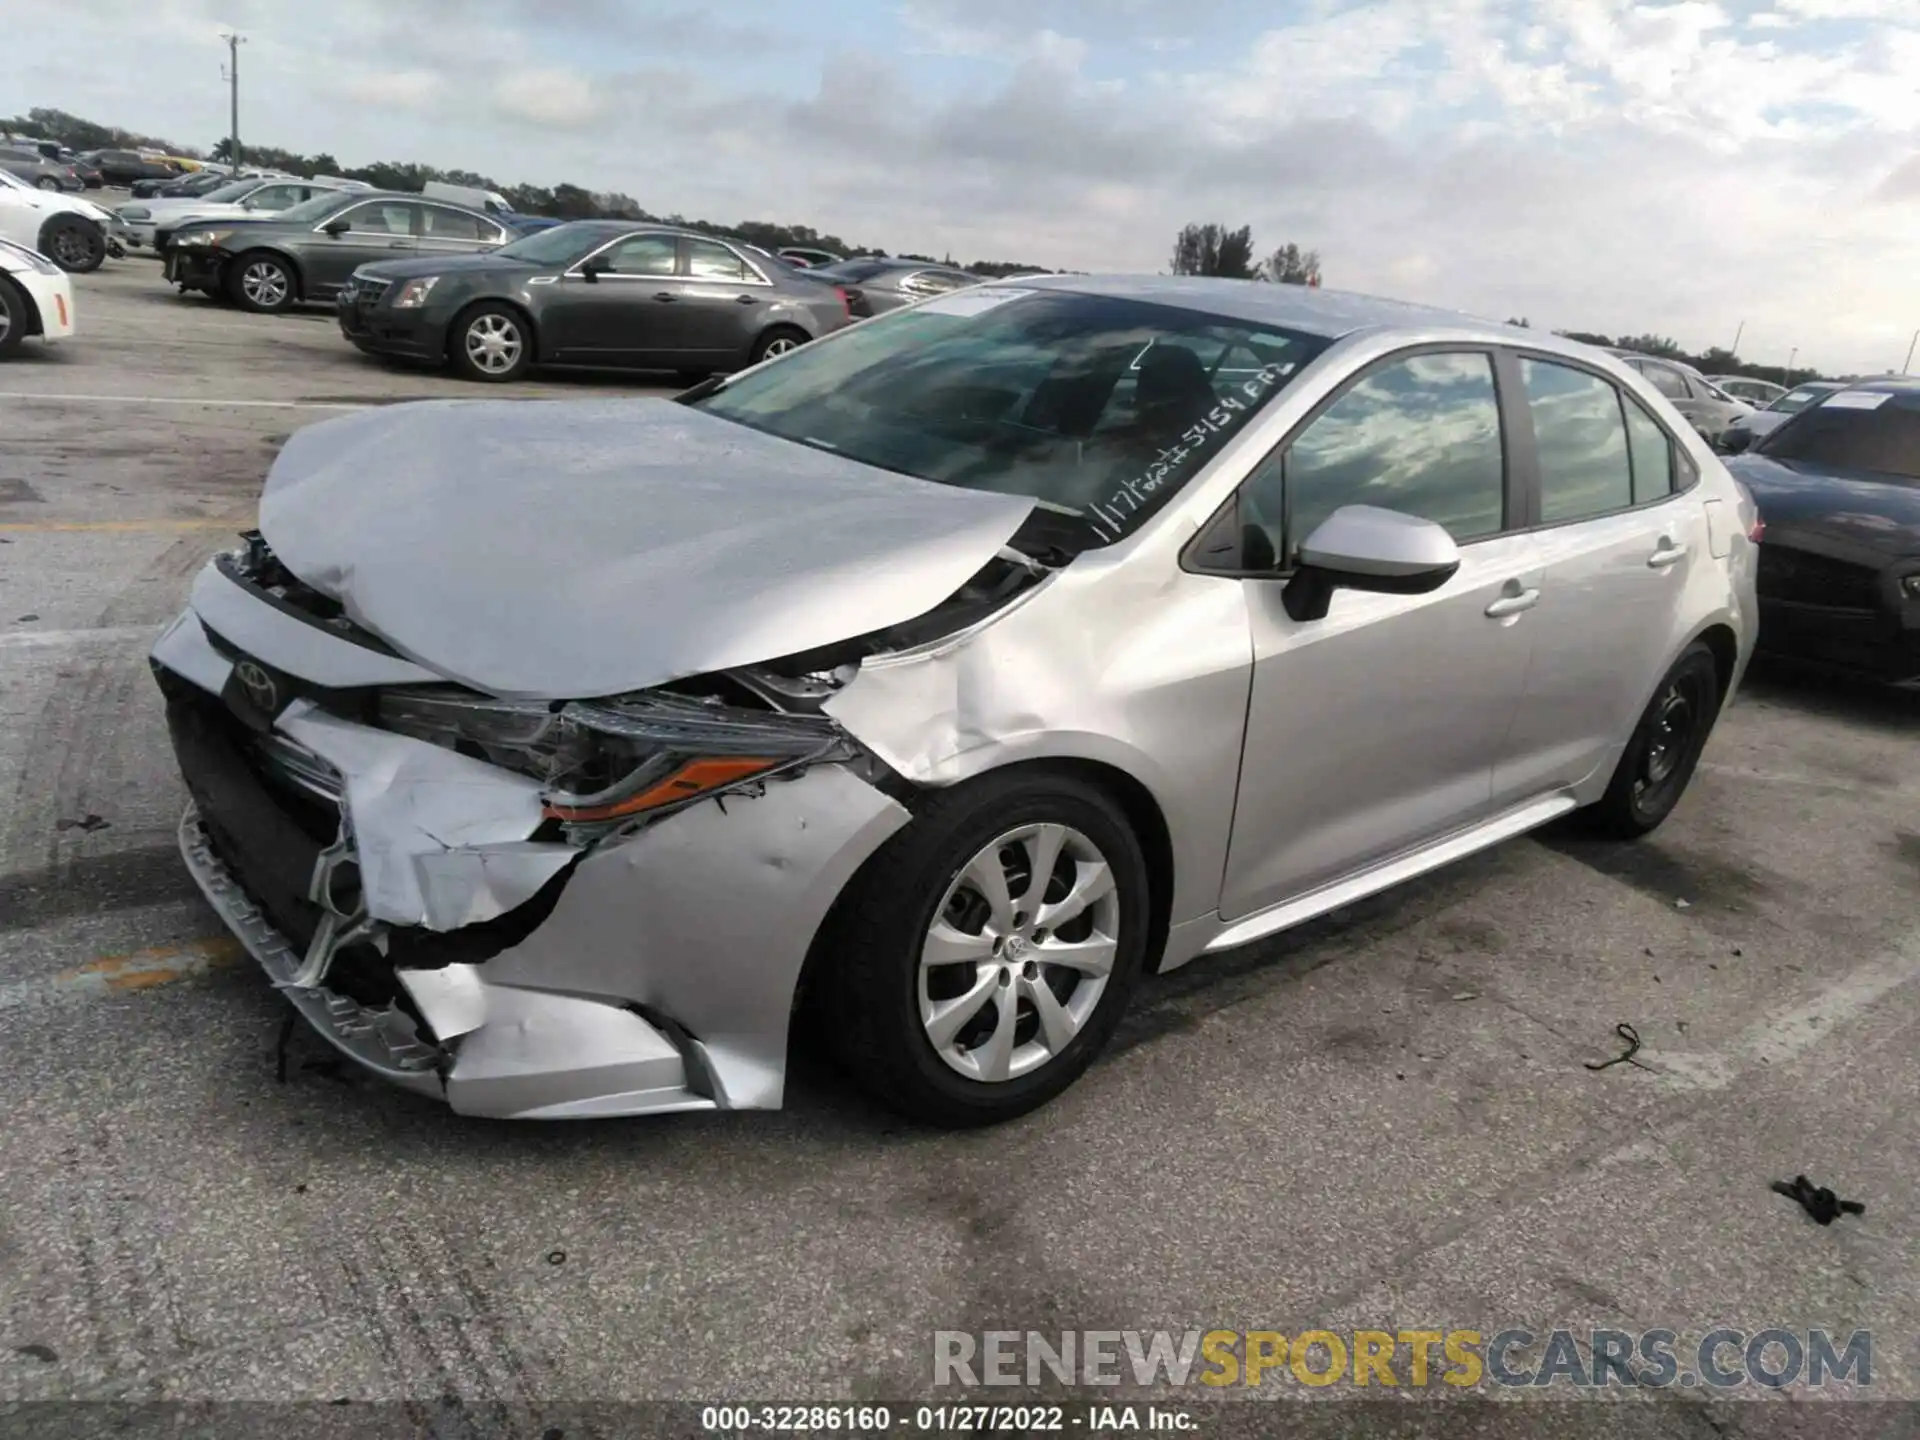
left=579, top=254, right=610, bottom=282
left=1282, top=505, right=1461, bottom=623
left=322, top=217, right=351, bottom=237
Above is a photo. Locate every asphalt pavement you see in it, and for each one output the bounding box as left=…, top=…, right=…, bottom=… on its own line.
left=1, top=259, right=1916, bottom=1435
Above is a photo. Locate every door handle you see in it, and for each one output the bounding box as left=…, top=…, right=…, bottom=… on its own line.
left=1485, top=587, right=1540, bottom=618
left=735, top=294, right=758, bottom=304
left=653, top=292, right=678, bottom=303
left=1647, top=543, right=1688, bottom=569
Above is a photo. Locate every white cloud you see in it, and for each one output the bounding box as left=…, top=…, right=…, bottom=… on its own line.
left=335, top=70, right=442, bottom=111
left=494, top=69, right=604, bottom=128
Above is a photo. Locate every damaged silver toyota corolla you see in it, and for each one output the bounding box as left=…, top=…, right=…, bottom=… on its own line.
left=153, top=276, right=1757, bottom=1126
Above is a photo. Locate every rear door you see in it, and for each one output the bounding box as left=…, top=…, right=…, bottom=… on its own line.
left=415, top=203, right=508, bottom=260
left=1492, top=353, right=1705, bottom=803
left=674, top=236, right=773, bottom=364
left=306, top=198, right=420, bottom=296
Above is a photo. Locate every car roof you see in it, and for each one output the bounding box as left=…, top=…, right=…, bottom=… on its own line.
left=1016, top=274, right=1556, bottom=346
left=1814, top=376, right=1920, bottom=394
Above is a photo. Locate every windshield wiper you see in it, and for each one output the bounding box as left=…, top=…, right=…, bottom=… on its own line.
left=674, top=374, right=730, bottom=405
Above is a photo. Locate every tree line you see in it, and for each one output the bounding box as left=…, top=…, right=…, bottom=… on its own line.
left=4, top=107, right=1053, bottom=276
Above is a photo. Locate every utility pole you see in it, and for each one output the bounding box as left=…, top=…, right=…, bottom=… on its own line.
left=1731, top=319, right=1745, bottom=355
left=220, top=32, right=246, bottom=171
left=1904, top=329, right=1918, bottom=375
left=1786, top=346, right=1797, bottom=385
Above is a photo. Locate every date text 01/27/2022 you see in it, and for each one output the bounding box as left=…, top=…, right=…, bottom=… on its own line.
left=698, top=1404, right=1199, bottom=1432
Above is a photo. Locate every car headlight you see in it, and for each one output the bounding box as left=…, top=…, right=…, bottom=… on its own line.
left=372, top=687, right=852, bottom=837
left=1901, top=575, right=1920, bottom=600
left=173, top=230, right=227, bottom=248
left=392, top=276, right=440, bottom=308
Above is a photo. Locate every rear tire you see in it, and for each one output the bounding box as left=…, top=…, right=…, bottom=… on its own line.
left=1582, top=642, right=1722, bottom=839
left=35, top=177, right=60, bottom=192
left=449, top=302, right=532, bottom=382
left=749, top=325, right=808, bottom=366
left=0, top=277, right=27, bottom=357
left=820, top=769, right=1152, bottom=1127
left=227, top=251, right=296, bottom=313
left=38, top=217, right=105, bottom=274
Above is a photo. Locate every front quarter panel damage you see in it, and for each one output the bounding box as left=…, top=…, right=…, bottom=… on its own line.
left=820, top=548, right=1254, bottom=938
left=481, top=764, right=910, bottom=1109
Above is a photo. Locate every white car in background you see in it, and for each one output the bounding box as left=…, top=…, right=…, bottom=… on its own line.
left=113, top=176, right=370, bottom=254
left=1719, top=382, right=1844, bottom=452
left=0, top=237, right=76, bottom=357
left=0, top=169, right=114, bottom=272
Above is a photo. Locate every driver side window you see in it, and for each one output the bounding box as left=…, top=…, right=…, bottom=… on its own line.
left=1240, top=350, right=1507, bottom=564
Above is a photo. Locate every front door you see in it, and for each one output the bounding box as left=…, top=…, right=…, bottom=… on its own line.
left=543, top=231, right=682, bottom=364
left=1493, top=357, right=1706, bottom=802
left=1221, top=349, right=1540, bottom=918
left=305, top=199, right=420, bottom=297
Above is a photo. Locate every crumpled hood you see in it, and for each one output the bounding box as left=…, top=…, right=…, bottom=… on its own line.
left=257, top=398, right=1036, bottom=699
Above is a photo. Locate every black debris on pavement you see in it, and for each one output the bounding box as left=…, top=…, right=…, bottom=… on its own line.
left=1771, top=1175, right=1865, bottom=1226
left=15, top=613, right=37, bottom=622
left=547, top=1249, right=567, bottom=1266
left=1585, top=1022, right=1652, bottom=1072
left=55, top=813, right=110, bottom=833
left=14, top=1344, right=57, bottom=1364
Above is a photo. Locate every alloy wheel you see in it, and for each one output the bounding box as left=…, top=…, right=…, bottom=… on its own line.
left=50, top=230, right=89, bottom=268
left=0, top=296, right=12, bottom=347
left=465, top=313, right=523, bottom=374
left=918, top=822, right=1120, bottom=1083
left=241, top=260, right=289, bottom=309
left=761, top=335, right=799, bottom=358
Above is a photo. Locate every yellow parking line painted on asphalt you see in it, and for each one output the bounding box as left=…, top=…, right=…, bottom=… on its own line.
left=0, top=518, right=248, bottom=533
left=0, top=937, right=243, bottom=1011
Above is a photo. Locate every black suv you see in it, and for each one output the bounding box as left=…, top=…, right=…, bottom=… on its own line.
left=84, top=151, right=181, bottom=186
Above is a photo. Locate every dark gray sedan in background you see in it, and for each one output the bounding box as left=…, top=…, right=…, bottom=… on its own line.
left=166, top=189, right=515, bottom=313
left=337, top=220, right=854, bottom=382
left=803, top=256, right=983, bottom=316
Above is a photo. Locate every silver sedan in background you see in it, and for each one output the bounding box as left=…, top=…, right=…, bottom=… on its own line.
left=1719, top=380, right=1844, bottom=452
left=151, top=279, right=1756, bottom=1128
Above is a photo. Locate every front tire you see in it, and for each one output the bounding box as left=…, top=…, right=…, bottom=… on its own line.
left=1584, top=642, right=1722, bottom=839
left=35, top=177, right=60, bottom=192
left=449, top=303, right=532, bottom=382
left=227, top=251, right=296, bottom=313
left=0, top=277, right=26, bottom=357
left=822, top=770, right=1152, bottom=1127
left=38, top=218, right=105, bottom=274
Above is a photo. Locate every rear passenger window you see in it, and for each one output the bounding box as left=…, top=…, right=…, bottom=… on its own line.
left=1624, top=398, right=1675, bottom=503
left=1522, top=359, right=1633, bottom=523
left=1280, top=351, right=1506, bottom=554
left=1643, top=364, right=1688, bottom=400
left=686, top=238, right=749, bottom=281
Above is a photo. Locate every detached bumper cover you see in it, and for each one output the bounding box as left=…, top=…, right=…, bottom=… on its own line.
left=154, top=593, right=913, bottom=1117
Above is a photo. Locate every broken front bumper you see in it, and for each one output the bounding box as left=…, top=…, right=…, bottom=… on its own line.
left=153, top=589, right=911, bottom=1119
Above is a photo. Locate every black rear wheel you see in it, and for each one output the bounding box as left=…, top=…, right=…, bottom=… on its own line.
left=38, top=218, right=105, bottom=274
left=1583, top=642, right=1722, bottom=838
left=0, top=277, right=26, bottom=357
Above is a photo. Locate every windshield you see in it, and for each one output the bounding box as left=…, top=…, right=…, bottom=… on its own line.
left=1768, top=386, right=1833, bottom=414
left=690, top=287, right=1330, bottom=545
left=492, top=223, right=610, bottom=267
left=274, top=191, right=355, bottom=225
left=1757, top=390, right=1920, bottom=480
left=810, top=260, right=895, bottom=282
left=196, top=180, right=259, bottom=203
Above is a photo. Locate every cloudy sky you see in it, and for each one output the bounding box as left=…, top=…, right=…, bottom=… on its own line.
left=11, top=0, right=1919, bottom=374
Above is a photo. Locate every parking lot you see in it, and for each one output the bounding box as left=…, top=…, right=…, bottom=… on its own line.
left=2, top=262, right=1919, bottom=1425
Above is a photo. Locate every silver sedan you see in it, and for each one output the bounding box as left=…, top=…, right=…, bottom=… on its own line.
left=152, top=278, right=1757, bottom=1127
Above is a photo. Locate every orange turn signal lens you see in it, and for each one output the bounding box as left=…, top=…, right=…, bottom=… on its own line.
left=541, top=756, right=778, bottom=824
left=56, top=294, right=69, bottom=327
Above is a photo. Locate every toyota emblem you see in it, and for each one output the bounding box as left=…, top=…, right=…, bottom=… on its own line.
left=235, top=660, right=279, bottom=714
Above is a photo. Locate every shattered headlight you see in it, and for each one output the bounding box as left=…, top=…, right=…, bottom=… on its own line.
left=173, top=229, right=230, bottom=248
left=374, top=688, right=850, bottom=835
